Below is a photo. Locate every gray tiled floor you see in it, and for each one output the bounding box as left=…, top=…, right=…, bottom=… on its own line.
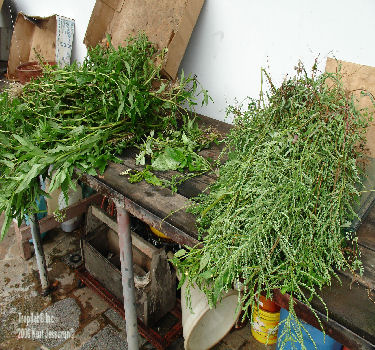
left=0, top=212, right=275, bottom=349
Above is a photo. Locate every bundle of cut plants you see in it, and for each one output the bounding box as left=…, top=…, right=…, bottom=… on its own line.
left=0, top=34, right=209, bottom=239
left=172, top=64, right=371, bottom=347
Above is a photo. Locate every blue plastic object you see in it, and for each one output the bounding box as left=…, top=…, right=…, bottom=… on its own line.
left=276, top=308, right=342, bottom=350
left=25, top=195, right=48, bottom=243
left=81, top=182, right=96, bottom=198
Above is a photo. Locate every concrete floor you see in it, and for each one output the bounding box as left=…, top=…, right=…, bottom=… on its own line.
left=0, top=212, right=276, bottom=350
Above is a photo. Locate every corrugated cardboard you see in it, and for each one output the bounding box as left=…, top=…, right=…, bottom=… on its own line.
left=326, top=58, right=375, bottom=157
left=84, top=0, right=205, bottom=80
left=7, top=13, right=75, bottom=79
left=325, top=58, right=375, bottom=227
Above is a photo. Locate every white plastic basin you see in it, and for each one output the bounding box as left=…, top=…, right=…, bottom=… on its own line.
left=181, top=281, right=241, bottom=350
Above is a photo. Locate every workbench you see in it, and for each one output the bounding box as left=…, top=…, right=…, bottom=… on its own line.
left=18, top=115, right=375, bottom=349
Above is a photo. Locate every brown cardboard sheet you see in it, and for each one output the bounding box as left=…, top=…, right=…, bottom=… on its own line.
left=85, top=0, right=205, bottom=80
left=7, top=13, right=75, bottom=80
left=325, top=58, right=375, bottom=157
left=7, top=14, right=57, bottom=79
left=326, top=58, right=375, bottom=226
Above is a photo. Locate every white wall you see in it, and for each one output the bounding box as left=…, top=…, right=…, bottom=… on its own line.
left=9, top=0, right=375, bottom=122
left=180, top=0, right=375, bottom=121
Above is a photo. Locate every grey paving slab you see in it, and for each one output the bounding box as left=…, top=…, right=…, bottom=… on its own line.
left=104, top=308, right=147, bottom=347
left=24, top=298, right=81, bottom=349
left=104, top=309, right=126, bottom=332
left=78, top=325, right=127, bottom=350
left=58, top=319, right=102, bottom=350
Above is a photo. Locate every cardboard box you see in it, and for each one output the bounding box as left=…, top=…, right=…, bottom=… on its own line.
left=325, top=58, right=375, bottom=227
left=326, top=58, right=375, bottom=157
left=7, top=13, right=75, bottom=79
left=84, top=0, right=205, bottom=80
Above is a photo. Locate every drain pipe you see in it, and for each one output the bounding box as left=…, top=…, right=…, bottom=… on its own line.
left=30, top=213, right=50, bottom=296
left=117, top=206, right=139, bottom=350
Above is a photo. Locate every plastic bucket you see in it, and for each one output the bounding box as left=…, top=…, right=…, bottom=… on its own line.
left=45, top=171, right=83, bottom=233
left=181, top=281, right=241, bottom=350
left=257, top=294, right=281, bottom=313
left=58, top=186, right=83, bottom=232
left=251, top=306, right=280, bottom=345
left=276, top=308, right=342, bottom=350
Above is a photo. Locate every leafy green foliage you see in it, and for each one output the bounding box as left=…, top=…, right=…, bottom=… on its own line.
left=0, top=34, right=207, bottom=239
left=172, top=64, right=371, bottom=348
left=126, top=117, right=218, bottom=191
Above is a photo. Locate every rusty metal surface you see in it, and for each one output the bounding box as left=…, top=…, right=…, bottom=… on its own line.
left=75, top=268, right=182, bottom=350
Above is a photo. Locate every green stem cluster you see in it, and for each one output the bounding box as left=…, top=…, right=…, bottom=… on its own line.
left=172, top=65, right=371, bottom=348
left=0, top=34, right=208, bottom=239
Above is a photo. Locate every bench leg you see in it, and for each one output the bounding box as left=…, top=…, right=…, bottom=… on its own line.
left=30, top=214, right=50, bottom=295
left=117, top=205, right=139, bottom=350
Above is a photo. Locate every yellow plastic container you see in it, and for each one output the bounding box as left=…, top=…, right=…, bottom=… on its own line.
left=251, top=306, right=280, bottom=345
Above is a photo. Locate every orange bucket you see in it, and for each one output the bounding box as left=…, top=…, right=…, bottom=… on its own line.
left=257, top=294, right=281, bottom=313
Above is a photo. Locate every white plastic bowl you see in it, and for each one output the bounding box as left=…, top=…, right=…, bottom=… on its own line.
left=181, top=281, right=241, bottom=350
left=58, top=187, right=82, bottom=232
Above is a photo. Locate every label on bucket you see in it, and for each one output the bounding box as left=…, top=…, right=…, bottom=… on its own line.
left=251, top=307, right=280, bottom=345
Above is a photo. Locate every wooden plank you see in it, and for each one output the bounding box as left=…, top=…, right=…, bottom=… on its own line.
left=358, top=222, right=375, bottom=252
left=358, top=246, right=375, bottom=290
left=80, top=172, right=200, bottom=247
left=195, top=113, right=232, bottom=136
left=120, top=149, right=216, bottom=199
left=118, top=112, right=231, bottom=199
left=99, top=162, right=199, bottom=239
left=88, top=113, right=230, bottom=242
left=313, top=275, right=375, bottom=347
left=339, top=246, right=375, bottom=291
left=357, top=204, right=375, bottom=252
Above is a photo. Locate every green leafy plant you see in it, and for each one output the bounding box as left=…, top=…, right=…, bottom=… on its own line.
left=125, top=117, right=219, bottom=191
left=172, top=63, right=371, bottom=348
left=0, top=33, right=208, bottom=239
